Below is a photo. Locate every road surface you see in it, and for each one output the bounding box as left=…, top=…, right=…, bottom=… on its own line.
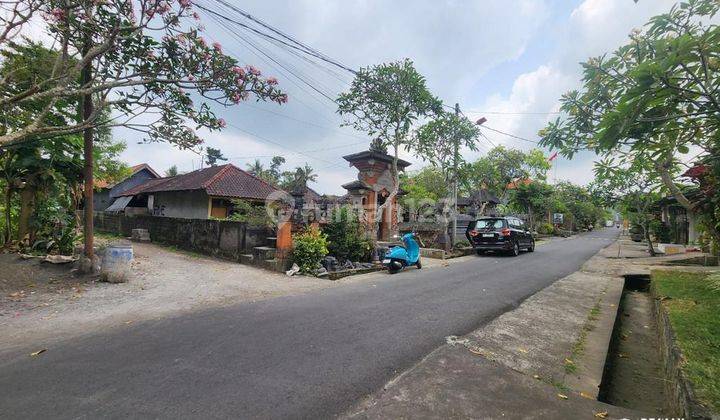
left=0, top=229, right=618, bottom=419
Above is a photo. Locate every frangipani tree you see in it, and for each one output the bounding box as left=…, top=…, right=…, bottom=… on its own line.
left=1, top=0, right=287, bottom=260
left=540, top=0, right=720, bottom=243
left=337, top=59, right=441, bottom=240
left=0, top=0, right=287, bottom=147
left=415, top=111, right=479, bottom=239
left=594, top=158, right=663, bottom=256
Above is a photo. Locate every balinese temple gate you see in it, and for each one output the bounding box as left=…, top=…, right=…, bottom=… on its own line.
left=341, top=150, right=411, bottom=241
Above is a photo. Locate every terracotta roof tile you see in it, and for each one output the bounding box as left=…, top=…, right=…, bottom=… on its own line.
left=119, top=164, right=278, bottom=200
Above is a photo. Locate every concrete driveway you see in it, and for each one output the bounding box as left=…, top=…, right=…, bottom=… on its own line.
left=0, top=229, right=619, bottom=419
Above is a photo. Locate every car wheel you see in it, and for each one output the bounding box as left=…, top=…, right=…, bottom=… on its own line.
left=527, top=240, right=535, bottom=252
left=416, top=259, right=422, bottom=269
left=510, top=241, right=520, bottom=257
left=476, top=249, right=485, bottom=256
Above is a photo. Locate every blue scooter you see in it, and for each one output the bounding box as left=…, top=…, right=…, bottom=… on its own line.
left=383, top=233, right=422, bottom=274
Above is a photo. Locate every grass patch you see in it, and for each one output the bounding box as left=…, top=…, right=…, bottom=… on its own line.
left=653, top=270, right=720, bottom=412
left=566, top=300, right=602, bottom=373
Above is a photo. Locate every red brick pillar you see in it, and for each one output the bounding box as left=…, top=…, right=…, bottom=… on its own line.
left=275, top=221, right=292, bottom=261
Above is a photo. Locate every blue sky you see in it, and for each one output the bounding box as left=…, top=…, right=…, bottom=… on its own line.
left=118, top=0, right=678, bottom=194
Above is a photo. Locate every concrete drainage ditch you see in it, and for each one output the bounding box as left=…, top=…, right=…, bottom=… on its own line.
left=598, top=274, right=670, bottom=415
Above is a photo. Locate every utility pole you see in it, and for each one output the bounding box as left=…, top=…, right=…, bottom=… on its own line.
left=451, top=103, right=460, bottom=246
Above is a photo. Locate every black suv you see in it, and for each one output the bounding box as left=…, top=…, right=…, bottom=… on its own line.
left=465, top=217, right=535, bottom=256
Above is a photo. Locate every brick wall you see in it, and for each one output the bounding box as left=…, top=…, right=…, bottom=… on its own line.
left=94, top=212, right=273, bottom=261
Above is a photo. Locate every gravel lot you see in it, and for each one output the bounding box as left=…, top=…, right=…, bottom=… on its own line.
left=0, top=240, right=352, bottom=352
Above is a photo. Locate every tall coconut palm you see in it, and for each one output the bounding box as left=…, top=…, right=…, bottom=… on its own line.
left=246, top=159, right=265, bottom=177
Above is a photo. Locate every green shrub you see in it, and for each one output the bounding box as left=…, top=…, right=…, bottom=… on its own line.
left=536, top=222, right=554, bottom=235
left=453, top=239, right=470, bottom=249
left=228, top=199, right=274, bottom=227
left=322, top=206, right=372, bottom=262
left=292, top=228, right=328, bottom=274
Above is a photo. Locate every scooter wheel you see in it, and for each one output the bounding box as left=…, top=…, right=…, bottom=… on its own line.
left=388, top=267, right=400, bottom=274
left=416, top=259, right=422, bottom=269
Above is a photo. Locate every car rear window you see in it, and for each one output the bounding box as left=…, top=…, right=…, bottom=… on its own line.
left=474, top=219, right=505, bottom=229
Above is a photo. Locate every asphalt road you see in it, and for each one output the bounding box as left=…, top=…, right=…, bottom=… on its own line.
left=0, top=228, right=619, bottom=419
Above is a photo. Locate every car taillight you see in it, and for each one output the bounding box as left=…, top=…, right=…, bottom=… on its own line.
left=469, top=229, right=479, bottom=236
left=500, top=228, right=511, bottom=236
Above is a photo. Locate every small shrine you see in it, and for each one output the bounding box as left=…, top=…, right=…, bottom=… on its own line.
left=341, top=150, right=411, bottom=240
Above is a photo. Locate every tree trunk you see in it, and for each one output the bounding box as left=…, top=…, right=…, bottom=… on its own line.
left=656, top=159, right=720, bottom=246
left=3, top=186, right=12, bottom=244
left=81, top=45, right=94, bottom=259
left=373, top=142, right=400, bottom=242
left=17, top=187, right=34, bottom=242
left=656, top=162, right=694, bottom=210
left=642, top=221, right=656, bottom=257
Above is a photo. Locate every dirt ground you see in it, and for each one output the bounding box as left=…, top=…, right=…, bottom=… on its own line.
left=0, top=240, right=382, bottom=352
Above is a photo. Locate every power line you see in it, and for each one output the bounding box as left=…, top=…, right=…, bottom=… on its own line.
left=207, top=0, right=357, bottom=74
left=196, top=2, right=356, bottom=75
left=481, top=125, right=540, bottom=144
left=464, top=110, right=562, bottom=115
left=225, top=121, right=351, bottom=170
left=208, top=13, right=338, bottom=107
left=205, top=11, right=338, bottom=121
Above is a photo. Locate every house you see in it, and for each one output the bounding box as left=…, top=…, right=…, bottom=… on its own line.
left=656, top=189, right=703, bottom=245
left=95, top=163, right=160, bottom=211
left=113, top=164, right=279, bottom=219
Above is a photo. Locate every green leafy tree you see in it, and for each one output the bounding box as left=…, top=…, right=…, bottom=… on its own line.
left=205, top=147, right=227, bottom=166
left=399, top=167, right=447, bottom=221
left=460, top=146, right=550, bottom=200
left=415, top=111, right=479, bottom=231
left=594, top=160, right=662, bottom=256
left=540, top=0, right=720, bottom=244
left=508, top=181, right=555, bottom=230
left=337, top=59, right=442, bottom=239
left=165, top=165, right=179, bottom=177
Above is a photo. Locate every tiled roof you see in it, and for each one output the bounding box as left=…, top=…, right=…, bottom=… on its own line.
left=120, top=164, right=278, bottom=200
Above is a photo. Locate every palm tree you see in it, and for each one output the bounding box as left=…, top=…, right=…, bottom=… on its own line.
left=297, top=164, right=317, bottom=184
left=246, top=159, right=265, bottom=177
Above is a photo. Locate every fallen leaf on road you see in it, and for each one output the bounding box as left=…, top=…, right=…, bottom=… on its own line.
left=594, top=411, right=608, bottom=418
left=580, top=391, right=593, bottom=399
left=30, top=349, right=47, bottom=357
left=618, top=353, right=629, bottom=358
left=564, top=358, right=575, bottom=365
left=517, top=347, right=529, bottom=353
left=533, top=374, right=541, bottom=380
left=125, top=321, right=133, bottom=325
left=557, top=394, right=568, bottom=400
